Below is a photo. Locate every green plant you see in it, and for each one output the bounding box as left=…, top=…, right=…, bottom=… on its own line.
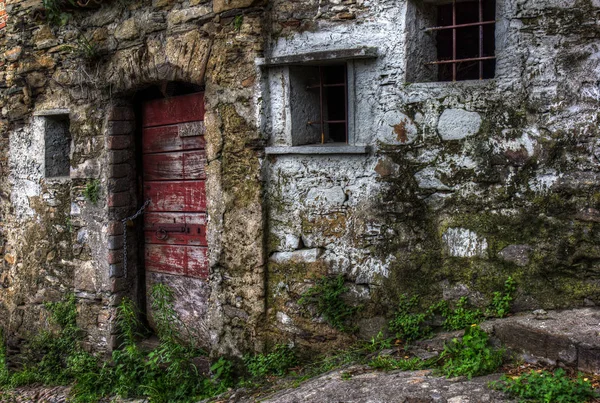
left=0, top=294, right=84, bottom=389
left=42, top=0, right=72, bottom=25
left=75, top=32, right=99, bottom=61
left=83, top=179, right=100, bottom=204
left=244, top=344, right=298, bottom=378
left=0, top=330, right=10, bottom=387
left=438, top=324, right=503, bottom=379
left=442, top=297, right=483, bottom=331
left=365, top=331, right=393, bottom=353
left=0, top=288, right=235, bottom=402
left=486, top=277, right=516, bottom=318
left=388, top=295, right=431, bottom=342
left=491, top=368, right=598, bottom=403
left=233, top=14, right=243, bottom=30
left=298, top=274, right=359, bottom=333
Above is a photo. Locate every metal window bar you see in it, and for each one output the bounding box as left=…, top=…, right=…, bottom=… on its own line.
left=425, top=0, right=496, bottom=81
left=307, top=65, right=348, bottom=144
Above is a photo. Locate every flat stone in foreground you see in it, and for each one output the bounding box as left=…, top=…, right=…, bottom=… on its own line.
left=481, top=308, right=600, bottom=374
left=243, top=366, right=513, bottom=403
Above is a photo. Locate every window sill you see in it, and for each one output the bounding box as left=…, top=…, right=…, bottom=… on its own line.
left=265, top=144, right=370, bottom=155
left=405, top=78, right=496, bottom=89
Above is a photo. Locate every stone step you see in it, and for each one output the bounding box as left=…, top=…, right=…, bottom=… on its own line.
left=481, top=308, right=600, bottom=374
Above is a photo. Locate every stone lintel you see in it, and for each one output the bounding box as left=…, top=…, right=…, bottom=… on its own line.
left=258, top=47, right=379, bottom=67
left=265, top=145, right=370, bottom=155
left=33, top=108, right=70, bottom=116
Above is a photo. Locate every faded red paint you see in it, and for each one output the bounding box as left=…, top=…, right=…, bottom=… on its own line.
left=142, top=92, right=208, bottom=279
left=0, top=0, right=6, bottom=30
left=143, top=93, right=205, bottom=127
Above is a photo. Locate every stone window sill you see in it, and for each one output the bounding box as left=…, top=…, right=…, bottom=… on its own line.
left=405, top=79, right=496, bottom=90
left=265, top=144, right=370, bottom=155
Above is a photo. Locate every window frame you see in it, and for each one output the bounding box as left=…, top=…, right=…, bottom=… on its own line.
left=260, top=47, right=376, bottom=155
left=425, top=0, right=496, bottom=82
left=304, top=64, right=349, bottom=145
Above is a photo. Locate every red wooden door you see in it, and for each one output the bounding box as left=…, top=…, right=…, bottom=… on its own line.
left=142, top=93, right=208, bottom=279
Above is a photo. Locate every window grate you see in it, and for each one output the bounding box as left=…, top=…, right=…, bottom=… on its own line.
left=306, top=65, right=348, bottom=144
left=425, top=0, right=496, bottom=81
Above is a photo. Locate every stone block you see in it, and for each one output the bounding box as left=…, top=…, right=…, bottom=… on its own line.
left=437, top=109, right=482, bottom=141
left=108, top=191, right=130, bottom=207
left=213, top=0, right=263, bottom=13
left=106, top=121, right=134, bottom=136
left=109, top=263, right=124, bottom=278
left=108, top=149, right=133, bottom=165
left=114, top=18, right=139, bottom=41
left=74, top=260, right=98, bottom=292
left=498, top=245, right=532, bottom=267
left=108, top=163, right=131, bottom=179
left=305, top=186, right=346, bottom=207
left=442, top=228, right=488, bottom=258
left=578, top=348, right=600, bottom=374
left=107, top=220, right=124, bottom=236
left=107, top=235, right=124, bottom=250
left=107, top=250, right=123, bottom=264
left=107, top=106, right=134, bottom=121
left=167, top=5, right=212, bottom=26
left=107, top=135, right=132, bottom=150
left=270, top=248, right=323, bottom=264
left=108, top=177, right=132, bottom=193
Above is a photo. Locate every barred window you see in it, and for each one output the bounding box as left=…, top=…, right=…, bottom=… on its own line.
left=290, top=64, right=348, bottom=145
left=425, top=0, right=496, bottom=81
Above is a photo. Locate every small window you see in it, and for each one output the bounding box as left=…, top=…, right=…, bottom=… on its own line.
left=406, top=0, right=496, bottom=82
left=289, top=64, right=348, bottom=145
left=44, top=115, right=71, bottom=178
left=428, top=0, right=496, bottom=81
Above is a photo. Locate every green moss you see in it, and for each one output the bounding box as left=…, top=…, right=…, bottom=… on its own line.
left=219, top=104, right=262, bottom=209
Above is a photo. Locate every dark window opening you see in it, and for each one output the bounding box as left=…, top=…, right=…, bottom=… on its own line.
left=427, top=0, right=496, bottom=81
left=304, top=64, right=348, bottom=144
left=44, top=115, right=71, bottom=178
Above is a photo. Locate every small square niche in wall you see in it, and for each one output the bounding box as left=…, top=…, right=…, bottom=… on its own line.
left=44, top=114, right=71, bottom=178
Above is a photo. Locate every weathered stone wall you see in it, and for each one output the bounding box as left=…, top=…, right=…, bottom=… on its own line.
left=263, top=0, right=600, bottom=352
left=0, top=0, right=267, bottom=356
left=1, top=0, right=600, bottom=359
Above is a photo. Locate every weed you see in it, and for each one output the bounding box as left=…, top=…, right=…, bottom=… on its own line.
left=244, top=344, right=298, bottom=378
left=83, top=179, right=100, bottom=204
left=233, top=14, right=243, bottom=30
left=340, top=371, right=352, bottom=380
left=438, top=324, right=504, bottom=379
left=491, top=368, right=598, bottom=403
left=42, top=0, right=72, bottom=25
left=65, top=216, right=73, bottom=233
left=368, top=355, right=426, bottom=371
left=0, top=330, right=9, bottom=387
left=486, top=277, right=516, bottom=318
left=75, top=32, right=99, bottom=61
left=388, top=295, right=431, bottom=342
left=365, top=331, right=393, bottom=353
left=442, top=297, right=483, bottom=331
left=0, top=287, right=235, bottom=402
left=389, top=277, right=515, bottom=343
left=298, top=274, right=359, bottom=333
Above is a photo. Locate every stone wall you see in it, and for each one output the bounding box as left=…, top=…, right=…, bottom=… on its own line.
left=0, top=0, right=599, bottom=359
left=0, top=0, right=267, bottom=357
left=262, top=0, right=600, bottom=351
